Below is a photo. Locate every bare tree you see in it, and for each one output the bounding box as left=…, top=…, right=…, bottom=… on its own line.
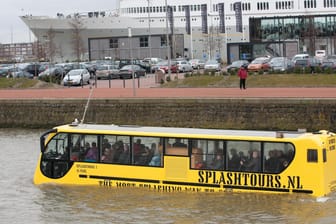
left=45, top=27, right=57, bottom=62
left=69, top=17, right=86, bottom=63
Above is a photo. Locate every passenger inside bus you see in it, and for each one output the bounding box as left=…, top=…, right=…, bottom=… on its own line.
left=228, top=148, right=240, bottom=171
left=133, top=139, right=151, bottom=165
left=85, top=142, right=98, bottom=162
left=211, top=149, right=224, bottom=170
left=173, top=138, right=187, bottom=147
left=101, top=147, right=113, bottom=163
left=240, top=149, right=261, bottom=172
left=149, top=143, right=161, bottom=166
left=118, top=143, right=130, bottom=164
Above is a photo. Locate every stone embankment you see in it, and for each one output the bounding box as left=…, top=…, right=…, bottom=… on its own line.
left=0, top=96, right=335, bottom=131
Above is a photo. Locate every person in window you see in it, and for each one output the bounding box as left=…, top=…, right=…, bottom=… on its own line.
left=240, top=149, right=261, bottom=172
left=212, top=150, right=224, bottom=170
left=133, top=139, right=142, bottom=155
left=118, top=144, right=130, bottom=164
left=265, top=150, right=280, bottom=173
left=101, top=147, right=113, bottom=163
left=149, top=143, right=161, bottom=166
left=133, top=139, right=149, bottom=164
left=173, top=138, right=187, bottom=147
left=85, top=142, right=98, bottom=162
left=228, top=148, right=240, bottom=171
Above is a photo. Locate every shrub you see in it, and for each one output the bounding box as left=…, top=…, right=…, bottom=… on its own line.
left=293, top=67, right=303, bottom=74
left=303, top=67, right=311, bottom=74
left=38, top=75, right=62, bottom=84
left=166, top=75, right=171, bottom=82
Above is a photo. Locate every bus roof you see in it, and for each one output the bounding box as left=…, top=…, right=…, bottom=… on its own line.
left=55, top=123, right=316, bottom=139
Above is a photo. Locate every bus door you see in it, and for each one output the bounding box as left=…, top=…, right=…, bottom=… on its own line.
left=40, top=131, right=73, bottom=179
left=164, top=138, right=189, bottom=181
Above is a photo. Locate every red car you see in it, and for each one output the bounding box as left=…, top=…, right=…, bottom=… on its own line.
left=247, top=57, right=271, bottom=72
left=158, top=61, right=178, bottom=73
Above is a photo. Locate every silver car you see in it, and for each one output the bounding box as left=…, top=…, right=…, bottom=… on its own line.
left=175, top=60, right=193, bottom=73
left=95, top=64, right=119, bottom=79
left=204, top=60, right=221, bottom=72
left=63, top=69, right=90, bottom=86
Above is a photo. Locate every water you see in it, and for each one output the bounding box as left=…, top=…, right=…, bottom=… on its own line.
left=1, top=129, right=336, bottom=224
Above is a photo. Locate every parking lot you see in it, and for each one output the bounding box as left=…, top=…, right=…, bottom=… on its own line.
left=73, top=72, right=185, bottom=89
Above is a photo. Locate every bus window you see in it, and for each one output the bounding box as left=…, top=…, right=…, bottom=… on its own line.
left=44, top=133, right=69, bottom=160
left=101, top=135, right=131, bottom=164
left=168, top=138, right=188, bottom=148
left=131, top=136, right=162, bottom=166
left=79, top=135, right=99, bottom=162
left=191, top=139, right=224, bottom=170
left=165, top=138, right=188, bottom=156
left=264, top=142, right=295, bottom=173
left=227, top=141, right=261, bottom=172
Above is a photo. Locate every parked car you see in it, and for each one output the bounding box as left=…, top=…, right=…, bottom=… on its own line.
left=204, top=59, right=221, bottom=72
left=95, top=64, right=119, bottom=79
left=118, top=65, right=146, bottom=79
left=247, top=57, right=271, bottom=72
left=292, top=53, right=309, bottom=63
left=189, top=59, right=205, bottom=69
left=11, top=70, right=34, bottom=79
left=294, top=57, right=321, bottom=72
left=0, top=67, right=9, bottom=78
left=20, top=63, right=41, bottom=76
left=7, top=66, right=33, bottom=79
left=63, top=69, right=90, bottom=86
left=175, top=60, right=193, bottom=73
left=38, top=67, right=65, bottom=78
left=118, top=59, right=150, bottom=72
left=269, top=57, right=294, bottom=72
left=156, top=61, right=178, bottom=73
left=226, top=60, right=249, bottom=72
left=321, top=59, right=336, bottom=72
left=81, top=62, right=97, bottom=77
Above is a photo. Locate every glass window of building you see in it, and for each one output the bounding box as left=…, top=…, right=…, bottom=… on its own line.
left=140, top=36, right=149, bottom=47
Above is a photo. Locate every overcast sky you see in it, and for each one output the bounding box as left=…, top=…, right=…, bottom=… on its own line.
left=0, top=0, right=117, bottom=44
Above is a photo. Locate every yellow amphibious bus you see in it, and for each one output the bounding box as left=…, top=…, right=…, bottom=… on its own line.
left=34, top=122, right=336, bottom=197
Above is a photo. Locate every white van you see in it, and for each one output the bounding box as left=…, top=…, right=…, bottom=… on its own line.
left=292, top=54, right=309, bottom=63
left=315, top=50, right=326, bottom=58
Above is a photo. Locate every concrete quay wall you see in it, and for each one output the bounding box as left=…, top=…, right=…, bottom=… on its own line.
left=0, top=99, right=335, bottom=131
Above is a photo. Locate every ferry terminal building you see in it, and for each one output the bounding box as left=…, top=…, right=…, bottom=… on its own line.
left=87, top=1, right=336, bottom=63
left=22, top=0, right=336, bottom=63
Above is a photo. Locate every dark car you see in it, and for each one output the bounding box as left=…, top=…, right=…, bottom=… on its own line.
left=226, top=60, right=249, bottom=72
left=294, top=57, right=320, bottom=72
left=321, top=59, right=336, bottom=72
left=118, top=64, right=146, bottom=79
left=118, top=59, right=150, bottom=72
left=38, top=67, right=65, bottom=79
left=269, top=57, right=294, bottom=72
left=21, top=63, right=41, bottom=76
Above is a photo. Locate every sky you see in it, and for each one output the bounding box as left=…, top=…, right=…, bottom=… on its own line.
left=0, top=0, right=117, bottom=44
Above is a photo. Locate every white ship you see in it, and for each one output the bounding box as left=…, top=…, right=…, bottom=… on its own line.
left=21, top=0, right=336, bottom=62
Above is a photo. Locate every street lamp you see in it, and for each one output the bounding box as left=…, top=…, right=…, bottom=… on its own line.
left=128, top=27, right=136, bottom=97
left=165, top=0, right=171, bottom=76
left=148, top=0, right=152, bottom=59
